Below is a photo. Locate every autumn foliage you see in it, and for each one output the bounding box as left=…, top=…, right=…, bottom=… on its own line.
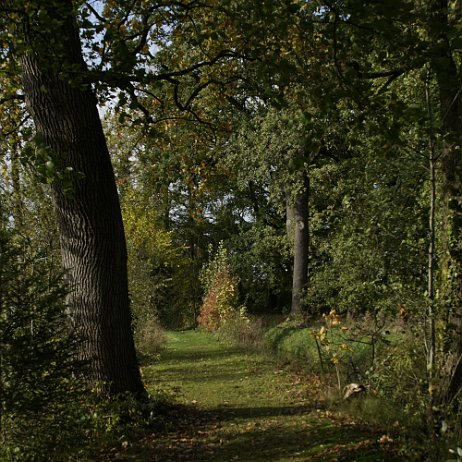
left=197, top=244, right=239, bottom=332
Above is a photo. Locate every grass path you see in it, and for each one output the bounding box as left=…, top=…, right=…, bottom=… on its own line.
left=110, top=331, right=405, bottom=461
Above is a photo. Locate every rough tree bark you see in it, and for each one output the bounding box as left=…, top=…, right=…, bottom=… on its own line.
left=18, top=0, right=145, bottom=396
left=426, top=0, right=462, bottom=403
left=287, top=173, right=310, bottom=316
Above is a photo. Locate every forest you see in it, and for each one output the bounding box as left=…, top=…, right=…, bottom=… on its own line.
left=1, top=0, right=462, bottom=460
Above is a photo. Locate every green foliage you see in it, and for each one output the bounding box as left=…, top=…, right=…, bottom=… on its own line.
left=21, top=136, right=84, bottom=194
left=3, top=0, right=462, bottom=456
left=82, top=389, right=172, bottom=449
left=226, top=225, right=292, bottom=314
left=226, top=105, right=316, bottom=212
left=366, top=332, right=427, bottom=420
left=107, top=111, right=232, bottom=328
left=307, top=93, right=428, bottom=317
left=0, top=222, right=174, bottom=459
left=264, top=315, right=428, bottom=428
left=0, top=226, right=87, bottom=461
left=121, top=187, right=183, bottom=328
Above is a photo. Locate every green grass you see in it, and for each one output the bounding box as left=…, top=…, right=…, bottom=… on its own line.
left=101, top=330, right=409, bottom=461
left=264, top=325, right=375, bottom=371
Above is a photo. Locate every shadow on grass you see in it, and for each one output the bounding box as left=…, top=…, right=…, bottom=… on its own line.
left=138, top=347, right=246, bottom=368
left=150, top=369, right=252, bottom=384
left=117, top=406, right=404, bottom=462
left=204, top=424, right=398, bottom=462
left=122, top=330, right=408, bottom=461
left=212, top=404, right=318, bottom=420
left=160, top=347, right=247, bottom=364
left=102, top=397, right=406, bottom=462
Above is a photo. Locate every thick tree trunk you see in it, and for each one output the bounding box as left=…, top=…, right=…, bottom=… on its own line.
left=288, top=173, right=309, bottom=315
left=19, top=0, right=145, bottom=396
left=427, top=0, right=462, bottom=403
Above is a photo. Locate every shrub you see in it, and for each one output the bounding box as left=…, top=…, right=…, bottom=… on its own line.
left=134, top=314, right=167, bottom=362
left=364, top=329, right=428, bottom=426
left=264, top=312, right=436, bottom=457
left=217, top=309, right=266, bottom=350
left=0, top=226, right=170, bottom=461
left=0, top=228, right=89, bottom=461
left=197, top=243, right=240, bottom=332
left=264, top=313, right=428, bottom=418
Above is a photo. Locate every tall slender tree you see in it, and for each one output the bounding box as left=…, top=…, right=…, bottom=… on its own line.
left=289, top=172, right=310, bottom=315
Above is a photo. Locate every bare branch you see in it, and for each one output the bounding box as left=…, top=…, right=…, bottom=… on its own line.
left=83, top=2, right=107, bottom=24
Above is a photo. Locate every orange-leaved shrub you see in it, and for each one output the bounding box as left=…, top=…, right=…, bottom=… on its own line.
left=197, top=244, right=239, bottom=332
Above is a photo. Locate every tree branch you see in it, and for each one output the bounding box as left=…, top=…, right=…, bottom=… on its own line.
left=0, top=94, right=25, bottom=106
left=359, top=67, right=406, bottom=80
left=86, top=49, right=237, bottom=85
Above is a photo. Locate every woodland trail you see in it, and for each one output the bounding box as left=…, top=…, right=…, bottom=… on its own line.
left=106, top=330, right=404, bottom=461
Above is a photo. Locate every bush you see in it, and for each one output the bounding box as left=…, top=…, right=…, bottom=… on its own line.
left=0, top=226, right=171, bottom=461
left=264, top=313, right=423, bottom=392
left=135, top=314, right=167, bottom=362
left=197, top=243, right=240, bottom=332
left=217, top=309, right=266, bottom=350
left=264, top=314, right=432, bottom=442
left=364, top=329, right=427, bottom=427
left=0, top=228, right=89, bottom=461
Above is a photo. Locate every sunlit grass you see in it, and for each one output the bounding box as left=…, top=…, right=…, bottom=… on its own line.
left=136, top=330, right=407, bottom=462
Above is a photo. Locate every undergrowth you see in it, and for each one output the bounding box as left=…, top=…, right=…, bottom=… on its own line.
left=0, top=227, right=172, bottom=461
left=219, top=312, right=461, bottom=461
left=135, top=315, right=167, bottom=363
left=193, top=243, right=461, bottom=460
